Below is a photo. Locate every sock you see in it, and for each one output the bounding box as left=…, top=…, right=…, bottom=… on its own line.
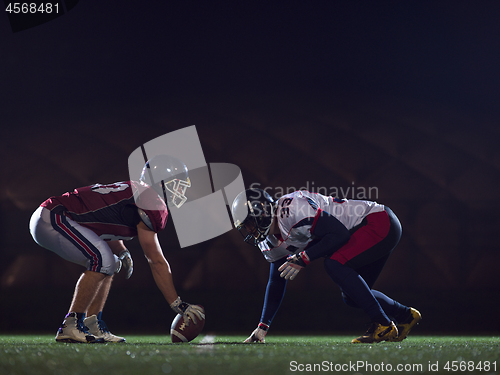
left=97, top=311, right=103, bottom=321
left=371, top=290, right=410, bottom=324
left=66, top=312, right=86, bottom=323
left=324, top=259, right=391, bottom=326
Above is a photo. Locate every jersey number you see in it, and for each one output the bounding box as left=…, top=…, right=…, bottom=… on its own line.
left=280, top=197, right=293, bottom=218
left=91, top=182, right=129, bottom=194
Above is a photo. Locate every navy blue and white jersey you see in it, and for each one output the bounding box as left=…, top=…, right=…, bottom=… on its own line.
left=258, top=190, right=384, bottom=262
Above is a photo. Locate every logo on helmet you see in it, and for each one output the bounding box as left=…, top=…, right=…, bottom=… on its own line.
left=140, top=154, right=191, bottom=208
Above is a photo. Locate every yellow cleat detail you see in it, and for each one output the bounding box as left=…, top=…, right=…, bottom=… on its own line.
left=390, top=307, right=422, bottom=342
left=352, top=321, right=398, bottom=343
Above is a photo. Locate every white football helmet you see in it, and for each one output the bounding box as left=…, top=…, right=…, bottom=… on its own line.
left=140, top=155, right=191, bottom=208
left=231, top=188, right=276, bottom=246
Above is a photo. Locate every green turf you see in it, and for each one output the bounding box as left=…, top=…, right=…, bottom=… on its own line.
left=0, top=334, right=499, bottom=375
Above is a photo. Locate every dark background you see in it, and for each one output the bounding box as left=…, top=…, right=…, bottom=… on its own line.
left=1, top=1, right=499, bottom=335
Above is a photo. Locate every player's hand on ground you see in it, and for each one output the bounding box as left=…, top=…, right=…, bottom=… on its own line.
left=244, top=323, right=269, bottom=343
left=170, top=297, right=205, bottom=326
left=278, top=251, right=310, bottom=280
left=119, top=250, right=134, bottom=279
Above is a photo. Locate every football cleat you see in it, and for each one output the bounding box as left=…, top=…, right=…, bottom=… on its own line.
left=390, top=307, right=422, bottom=342
left=55, top=312, right=104, bottom=343
left=84, top=315, right=126, bottom=343
left=351, top=321, right=398, bottom=344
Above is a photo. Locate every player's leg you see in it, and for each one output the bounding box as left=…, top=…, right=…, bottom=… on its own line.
left=87, top=274, right=113, bottom=317
left=325, top=208, right=400, bottom=343
left=30, top=208, right=101, bottom=342
left=342, top=288, right=421, bottom=342
left=58, top=221, right=124, bottom=343
left=344, top=207, right=421, bottom=341
left=354, top=255, right=411, bottom=324
left=324, top=258, right=397, bottom=343
left=30, top=207, right=119, bottom=343
left=68, top=270, right=107, bottom=314
left=84, top=275, right=126, bottom=342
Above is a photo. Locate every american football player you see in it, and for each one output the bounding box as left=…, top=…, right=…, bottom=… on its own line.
left=232, top=188, right=421, bottom=344
left=29, top=155, right=204, bottom=343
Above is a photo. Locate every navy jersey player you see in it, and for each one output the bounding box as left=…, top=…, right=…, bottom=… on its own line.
left=231, top=188, right=421, bottom=344
left=30, top=155, right=204, bottom=343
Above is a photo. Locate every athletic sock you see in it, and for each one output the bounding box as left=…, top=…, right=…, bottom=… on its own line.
left=371, top=290, right=410, bottom=324
left=70, top=312, right=86, bottom=323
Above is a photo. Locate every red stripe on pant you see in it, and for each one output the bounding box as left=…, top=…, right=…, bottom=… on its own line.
left=330, top=210, right=390, bottom=265
left=55, top=215, right=100, bottom=272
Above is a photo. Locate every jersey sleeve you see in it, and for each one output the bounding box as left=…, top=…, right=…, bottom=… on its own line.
left=133, top=183, right=169, bottom=233
left=303, top=210, right=351, bottom=261
left=259, top=257, right=288, bottom=327
left=137, top=208, right=154, bottom=231
left=258, top=235, right=293, bottom=263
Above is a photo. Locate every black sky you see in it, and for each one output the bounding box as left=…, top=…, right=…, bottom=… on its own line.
left=1, top=0, right=500, bottom=127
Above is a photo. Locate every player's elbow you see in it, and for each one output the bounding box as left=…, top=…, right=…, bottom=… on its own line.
left=145, top=254, right=167, bottom=266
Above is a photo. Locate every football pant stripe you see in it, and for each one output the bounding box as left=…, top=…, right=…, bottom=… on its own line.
left=50, top=211, right=103, bottom=272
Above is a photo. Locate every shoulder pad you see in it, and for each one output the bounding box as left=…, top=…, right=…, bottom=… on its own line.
left=138, top=208, right=154, bottom=231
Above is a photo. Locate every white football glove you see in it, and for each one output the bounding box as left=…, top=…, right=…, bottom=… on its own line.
left=278, top=251, right=310, bottom=280
left=119, top=249, right=133, bottom=279
left=244, top=323, right=269, bottom=343
left=170, top=297, right=205, bottom=326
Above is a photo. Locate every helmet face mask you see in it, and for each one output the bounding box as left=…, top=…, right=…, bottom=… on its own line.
left=231, top=188, right=275, bottom=246
left=237, top=214, right=273, bottom=246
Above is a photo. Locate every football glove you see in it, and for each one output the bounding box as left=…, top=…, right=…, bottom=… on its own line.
left=278, top=251, right=310, bottom=280
left=119, top=249, right=133, bottom=279
left=244, top=323, right=269, bottom=343
left=170, top=297, right=205, bottom=326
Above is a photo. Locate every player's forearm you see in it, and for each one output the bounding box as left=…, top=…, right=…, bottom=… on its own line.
left=148, top=260, right=178, bottom=305
left=260, top=260, right=287, bottom=326
left=305, top=232, right=350, bottom=261
left=306, top=214, right=351, bottom=261
left=108, top=240, right=127, bottom=255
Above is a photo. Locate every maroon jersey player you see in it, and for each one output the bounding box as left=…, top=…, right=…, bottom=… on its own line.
left=30, top=155, right=204, bottom=343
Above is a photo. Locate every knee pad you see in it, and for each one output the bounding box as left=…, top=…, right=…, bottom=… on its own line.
left=87, top=251, right=120, bottom=276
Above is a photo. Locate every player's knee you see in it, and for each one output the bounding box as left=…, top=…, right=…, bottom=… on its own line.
left=323, top=258, right=352, bottom=284
left=88, top=255, right=120, bottom=276
left=341, top=292, right=359, bottom=308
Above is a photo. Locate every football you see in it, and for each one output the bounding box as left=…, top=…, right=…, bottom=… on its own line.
left=170, top=308, right=205, bottom=343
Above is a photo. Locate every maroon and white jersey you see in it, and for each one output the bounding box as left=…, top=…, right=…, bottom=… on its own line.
left=41, top=181, right=168, bottom=240
left=259, top=190, right=384, bottom=262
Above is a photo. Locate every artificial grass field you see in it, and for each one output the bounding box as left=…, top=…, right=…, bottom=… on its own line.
left=0, top=334, right=498, bottom=375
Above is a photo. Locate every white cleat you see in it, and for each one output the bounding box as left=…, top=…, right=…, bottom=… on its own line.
left=84, top=315, right=126, bottom=343
left=55, top=312, right=104, bottom=343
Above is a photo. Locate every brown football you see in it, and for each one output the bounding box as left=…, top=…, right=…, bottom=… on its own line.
left=170, top=307, right=205, bottom=343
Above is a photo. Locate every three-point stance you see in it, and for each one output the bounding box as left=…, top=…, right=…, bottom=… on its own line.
left=30, top=155, right=204, bottom=343
left=231, top=188, right=421, bottom=344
